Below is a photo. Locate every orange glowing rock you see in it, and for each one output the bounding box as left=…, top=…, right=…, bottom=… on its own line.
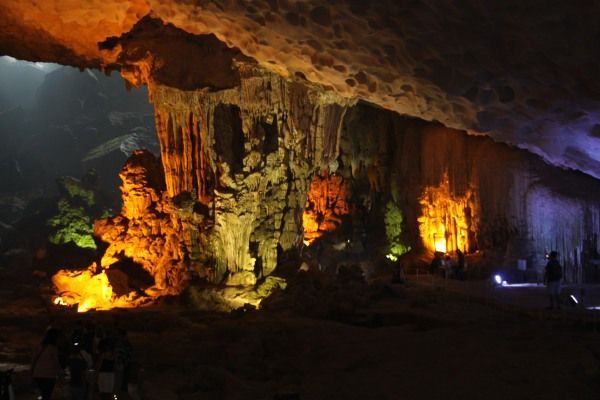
left=51, top=149, right=193, bottom=312
left=52, top=264, right=147, bottom=312
left=303, top=171, right=350, bottom=244
left=418, top=172, right=478, bottom=254
left=93, top=150, right=189, bottom=294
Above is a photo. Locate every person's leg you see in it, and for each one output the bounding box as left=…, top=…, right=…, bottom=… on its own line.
left=547, top=282, right=558, bottom=309
left=114, top=363, right=124, bottom=395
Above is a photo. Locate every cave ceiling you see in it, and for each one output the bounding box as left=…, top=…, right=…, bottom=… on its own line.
left=1, top=1, right=600, bottom=178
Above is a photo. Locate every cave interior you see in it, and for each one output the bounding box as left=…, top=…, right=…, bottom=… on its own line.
left=2, top=2, right=600, bottom=399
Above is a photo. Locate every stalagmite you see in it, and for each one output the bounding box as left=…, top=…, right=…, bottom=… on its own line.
left=90, top=63, right=353, bottom=291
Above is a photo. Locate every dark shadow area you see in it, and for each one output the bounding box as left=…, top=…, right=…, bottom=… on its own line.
left=214, top=104, right=244, bottom=173
left=107, top=256, right=155, bottom=296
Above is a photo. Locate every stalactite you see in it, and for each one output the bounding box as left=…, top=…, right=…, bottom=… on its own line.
left=147, top=66, right=354, bottom=285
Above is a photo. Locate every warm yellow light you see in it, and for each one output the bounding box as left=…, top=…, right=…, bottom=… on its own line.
left=52, top=264, right=147, bottom=312
left=418, top=172, right=478, bottom=254
left=302, top=212, right=321, bottom=245
left=434, top=236, right=447, bottom=253
left=53, top=297, right=67, bottom=306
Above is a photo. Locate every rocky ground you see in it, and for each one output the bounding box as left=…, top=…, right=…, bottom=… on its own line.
left=2, top=268, right=600, bottom=400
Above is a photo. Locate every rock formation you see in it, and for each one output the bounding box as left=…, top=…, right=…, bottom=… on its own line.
left=1, top=2, right=600, bottom=178
left=70, top=93, right=600, bottom=311
left=149, top=67, right=352, bottom=286
left=3, top=2, right=600, bottom=309
left=303, top=171, right=350, bottom=245
left=94, top=149, right=190, bottom=294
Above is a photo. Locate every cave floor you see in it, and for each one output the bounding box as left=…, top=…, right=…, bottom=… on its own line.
left=1, top=275, right=600, bottom=400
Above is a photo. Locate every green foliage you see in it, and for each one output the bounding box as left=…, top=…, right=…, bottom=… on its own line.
left=47, top=199, right=97, bottom=249
left=384, top=201, right=410, bottom=261
left=58, top=176, right=95, bottom=207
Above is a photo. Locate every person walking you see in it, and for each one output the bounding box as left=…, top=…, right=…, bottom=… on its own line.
left=32, top=328, right=64, bottom=400
left=545, top=251, right=563, bottom=309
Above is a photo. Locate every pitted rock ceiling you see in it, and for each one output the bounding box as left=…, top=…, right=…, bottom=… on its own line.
left=1, top=1, right=600, bottom=178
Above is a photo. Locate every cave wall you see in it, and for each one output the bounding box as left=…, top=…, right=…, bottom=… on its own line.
left=96, top=77, right=600, bottom=290
left=338, top=104, right=600, bottom=281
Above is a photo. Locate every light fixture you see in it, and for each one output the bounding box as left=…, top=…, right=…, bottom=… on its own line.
left=494, top=274, right=502, bottom=285
left=569, top=294, right=579, bottom=306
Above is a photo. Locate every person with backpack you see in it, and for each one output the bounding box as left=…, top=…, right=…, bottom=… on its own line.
left=31, top=328, right=64, bottom=400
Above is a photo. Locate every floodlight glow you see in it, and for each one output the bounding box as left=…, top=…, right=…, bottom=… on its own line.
left=494, top=274, right=502, bottom=284
left=570, top=295, right=579, bottom=304
left=499, top=283, right=541, bottom=288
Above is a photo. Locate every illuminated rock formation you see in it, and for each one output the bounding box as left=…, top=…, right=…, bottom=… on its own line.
left=48, top=86, right=600, bottom=309
left=53, top=264, right=149, bottom=312
left=5, top=2, right=599, bottom=301
left=94, top=149, right=189, bottom=293
left=148, top=67, right=352, bottom=285
left=2, top=2, right=600, bottom=180
left=418, top=172, right=479, bottom=254
left=54, top=149, right=198, bottom=312
left=303, top=171, right=350, bottom=244
left=51, top=63, right=356, bottom=309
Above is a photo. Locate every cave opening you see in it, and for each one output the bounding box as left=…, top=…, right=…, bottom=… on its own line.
left=0, top=56, right=158, bottom=210
left=0, top=56, right=159, bottom=304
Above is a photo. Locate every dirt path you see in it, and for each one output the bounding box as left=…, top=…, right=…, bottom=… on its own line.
left=1, top=279, right=600, bottom=400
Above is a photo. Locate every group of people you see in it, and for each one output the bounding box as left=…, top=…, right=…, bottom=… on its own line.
left=428, top=249, right=565, bottom=311
left=31, top=320, right=140, bottom=400
left=429, top=249, right=466, bottom=280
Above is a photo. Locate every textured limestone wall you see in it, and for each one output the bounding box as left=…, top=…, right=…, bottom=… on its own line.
left=92, top=95, right=600, bottom=293
left=146, top=68, right=353, bottom=285
left=2, top=1, right=600, bottom=179
left=338, top=104, right=600, bottom=282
